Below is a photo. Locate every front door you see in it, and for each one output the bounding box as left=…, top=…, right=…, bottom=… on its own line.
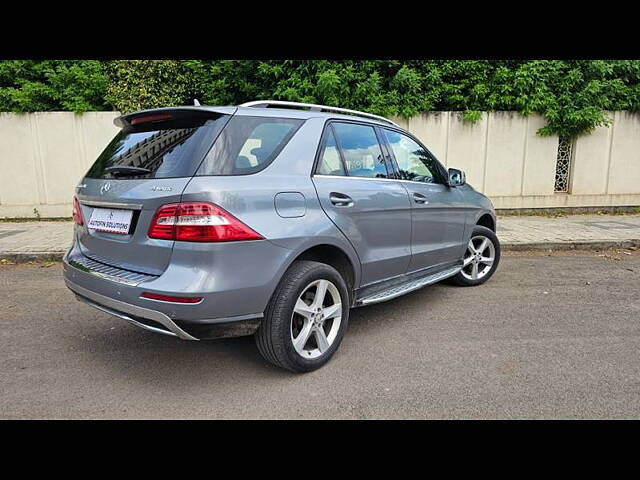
left=380, top=127, right=466, bottom=273
left=312, top=121, right=412, bottom=287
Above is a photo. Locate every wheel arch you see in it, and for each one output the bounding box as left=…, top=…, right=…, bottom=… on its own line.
left=291, top=243, right=358, bottom=303
left=476, top=212, right=496, bottom=232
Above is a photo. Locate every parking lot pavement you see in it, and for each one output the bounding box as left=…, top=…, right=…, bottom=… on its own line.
left=1, top=250, right=639, bottom=419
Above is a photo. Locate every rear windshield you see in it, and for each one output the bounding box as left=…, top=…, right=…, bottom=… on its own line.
left=196, top=116, right=304, bottom=175
left=85, top=113, right=230, bottom=180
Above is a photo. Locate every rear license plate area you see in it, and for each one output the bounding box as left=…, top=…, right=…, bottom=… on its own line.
left=87, top=208, right=134, bottom=235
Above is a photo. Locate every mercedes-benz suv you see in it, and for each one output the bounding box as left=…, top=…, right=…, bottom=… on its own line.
left=63, top=100, right=500, bottom=372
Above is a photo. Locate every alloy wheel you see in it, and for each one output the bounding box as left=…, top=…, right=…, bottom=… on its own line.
left=290, top=279, right=342, bottom=359
left=461, top=235, right=496, bottom=281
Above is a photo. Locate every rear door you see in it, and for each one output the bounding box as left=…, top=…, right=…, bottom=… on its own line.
left=380, top=127, right=466, bottom=273
left=312, top=121, right=412, bottom=287
left=75, top=109, right=232, bottom=275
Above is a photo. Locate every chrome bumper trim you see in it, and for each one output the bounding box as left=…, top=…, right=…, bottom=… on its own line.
left=65, top=279, right=199, bottom=341
left=76, top=295, right=179, bottom=338
left=80, top=200, right=143, bottom=210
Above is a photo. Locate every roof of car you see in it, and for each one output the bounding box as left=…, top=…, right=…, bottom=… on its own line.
left=115, top=105, right=404, bottom=130
left=234, top=106, right=399, bottom=128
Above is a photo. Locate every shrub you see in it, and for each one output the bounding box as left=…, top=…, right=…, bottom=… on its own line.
left=2, top=60, right=639, bottom=137
left=0, top=60, right=108, bottom=112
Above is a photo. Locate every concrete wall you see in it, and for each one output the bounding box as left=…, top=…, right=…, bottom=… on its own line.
left=0, top=111, right=639, bottom=218
left=396, top=111, right=640, bottom=210
left=0, top=112, right=120, bottom=218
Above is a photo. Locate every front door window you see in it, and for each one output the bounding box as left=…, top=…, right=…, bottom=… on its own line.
left=382, top=129, right=443, bottom=184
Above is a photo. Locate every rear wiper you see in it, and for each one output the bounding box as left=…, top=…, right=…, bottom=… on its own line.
left=105, top=166, right=152, bottom=176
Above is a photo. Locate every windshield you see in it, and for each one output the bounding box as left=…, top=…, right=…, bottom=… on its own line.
left=85, top=113, right=230, bottom=179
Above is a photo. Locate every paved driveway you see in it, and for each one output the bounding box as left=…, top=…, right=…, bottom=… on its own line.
left=1, top=250, right=639, bottom=419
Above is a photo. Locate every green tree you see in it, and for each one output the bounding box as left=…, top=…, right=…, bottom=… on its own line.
left=104, top=60, right=197, bottom=113
left=0, top=60, right=109, bottom=112
left=2, top=60, right=640, bottom=137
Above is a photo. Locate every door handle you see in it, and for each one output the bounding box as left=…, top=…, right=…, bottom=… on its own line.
left=413, top=193, right=429, bottom=204
left=329, top=192, right=354, bottom=207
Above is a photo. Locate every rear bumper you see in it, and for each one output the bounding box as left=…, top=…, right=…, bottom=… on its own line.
left=62, top=235, right=294, bottom=339
left=66, top=279, right=199, bottom=340
left=66, top=276, right=264, bottom=340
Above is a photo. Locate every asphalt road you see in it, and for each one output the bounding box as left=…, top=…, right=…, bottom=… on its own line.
left=1, top=250, right=639, bottom=419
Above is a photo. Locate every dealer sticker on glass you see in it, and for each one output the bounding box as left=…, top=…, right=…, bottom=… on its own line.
left=87, top=208, right=133, bottom=235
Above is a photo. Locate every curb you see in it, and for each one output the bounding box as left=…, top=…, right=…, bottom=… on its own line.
left=1, top=239, right=639, bottom=263
left=502, top=239, right=640, bottom=251
left=0, top=252, right=65, bottom=263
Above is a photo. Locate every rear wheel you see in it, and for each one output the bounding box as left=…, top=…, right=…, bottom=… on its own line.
left=255, top=260, right=349, bottom=372
left=451, top=225, right=500, bottom=286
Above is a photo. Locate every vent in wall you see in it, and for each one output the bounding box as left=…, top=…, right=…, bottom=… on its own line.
left=554, top=137, right=574, bottom=193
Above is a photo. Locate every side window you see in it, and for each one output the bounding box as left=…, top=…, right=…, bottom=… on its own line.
left=197, top=116, right=303, bottom=175
left=332, top=122, right=388, bottom=179
left=383, top=129, right=441, bottom=183
left=236, top=121, right=295, bottom=169
left=316, top=128, right=346, bottom=176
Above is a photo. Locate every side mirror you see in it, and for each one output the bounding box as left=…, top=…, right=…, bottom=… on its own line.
left=448, top=168, right=466, bottom=187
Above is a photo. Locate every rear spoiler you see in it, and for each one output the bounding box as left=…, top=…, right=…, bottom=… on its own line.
left=114, top=106, right=237, bottom=128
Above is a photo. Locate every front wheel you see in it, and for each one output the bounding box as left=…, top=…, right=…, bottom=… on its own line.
left=450, top=225, right=500, bottom=286
left=255, top=260, right=349, bottom=372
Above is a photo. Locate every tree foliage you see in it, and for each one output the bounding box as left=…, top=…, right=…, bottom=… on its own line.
left=0, top=60, right=108, bottom=112
left=104, top=60, right=197, bottom=113
left=1, top=60, right=639, bottom=137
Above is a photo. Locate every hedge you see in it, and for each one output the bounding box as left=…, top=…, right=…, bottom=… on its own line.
left=1, top=60, right=639, bottom=137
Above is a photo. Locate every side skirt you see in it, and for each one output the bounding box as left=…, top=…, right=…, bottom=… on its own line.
left=354, top=263, right=462, bottom=307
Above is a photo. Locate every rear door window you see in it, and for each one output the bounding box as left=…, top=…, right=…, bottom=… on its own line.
left=197, top=116, right=304, bottom=175
left=315, top=128, right=346, bottom=176
left=331, top=122, right=389, bottom=179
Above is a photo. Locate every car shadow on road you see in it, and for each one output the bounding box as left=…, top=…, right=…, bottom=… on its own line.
left=67, top=282, right=452, bottom=386
left=348, top=282, right=451, bottom=329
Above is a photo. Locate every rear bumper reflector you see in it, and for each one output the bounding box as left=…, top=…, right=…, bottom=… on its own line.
left=141, top=292, right=203, bottom=304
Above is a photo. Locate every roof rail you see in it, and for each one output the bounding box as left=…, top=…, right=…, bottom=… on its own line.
left=239, top=100, right=400, bottom=128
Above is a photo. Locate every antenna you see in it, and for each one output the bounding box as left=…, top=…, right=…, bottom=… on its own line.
left=193, top=99, right=201, bottom=106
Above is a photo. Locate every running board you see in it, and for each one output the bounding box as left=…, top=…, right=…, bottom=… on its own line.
left=356, top=266, right=461, bottom=306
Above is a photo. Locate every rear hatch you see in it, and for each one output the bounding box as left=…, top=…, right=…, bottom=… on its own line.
left=74, top=107, right=235, bottom=275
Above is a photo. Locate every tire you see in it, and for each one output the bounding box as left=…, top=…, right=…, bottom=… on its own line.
left=255, top=260, right=350, bottom=373
left=450, top=225, right=501, bottom=287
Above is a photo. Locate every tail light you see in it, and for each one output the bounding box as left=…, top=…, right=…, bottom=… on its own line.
left=72, top=196, right=84, bottom=225
left=148, top=202, right=263, bottom=242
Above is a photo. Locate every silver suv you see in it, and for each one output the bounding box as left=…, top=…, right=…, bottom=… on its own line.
left=63, top=100, right=500, bottom=372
